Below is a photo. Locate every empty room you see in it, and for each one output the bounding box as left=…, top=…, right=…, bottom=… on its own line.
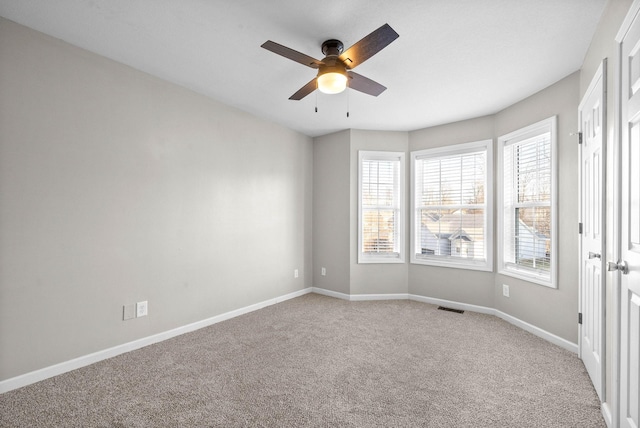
left=0, top=0, right=639, bottom=427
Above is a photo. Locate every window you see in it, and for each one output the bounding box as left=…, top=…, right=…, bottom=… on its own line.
left=358, top=151, right=405, bottom=263
left=410, top=140, right=493, bottom=271
left=498, top=117, right=557, bottom=287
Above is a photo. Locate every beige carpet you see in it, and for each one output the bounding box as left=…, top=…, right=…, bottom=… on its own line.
left=0, top=293, right=604, bottom=427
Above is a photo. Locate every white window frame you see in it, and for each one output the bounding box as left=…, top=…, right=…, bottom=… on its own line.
left=497, top=116, right=558, bottom=288
left=410, top=140, right=493, bottom=271
left=358, top=151, right=406, bottom=264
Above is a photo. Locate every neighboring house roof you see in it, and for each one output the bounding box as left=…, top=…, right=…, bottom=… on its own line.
left=432, top=232, right=452, bottom=239
left=517, top=218, right=549, bottom=239
left=425, top=229, right=473, bottom=242
left=449, top=231, right=473, bottom=242
left=423, top=227, right=473, bottom=242
left=421, top=212, right=484, bottom=242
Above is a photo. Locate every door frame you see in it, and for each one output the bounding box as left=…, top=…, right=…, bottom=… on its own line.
left=578, top=58, right=607, bottom=403
left=613, top=2, right=640, bottom=426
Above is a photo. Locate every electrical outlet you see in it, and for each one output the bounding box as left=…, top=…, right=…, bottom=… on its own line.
left=123, top=304, right=136, bottom=320
left=294, top=269, right=299, bottom=278
left=136, top=300, right=148, bottom=317
left=502, top=284, right=510, bottom=298
left=321, top=267, right=326, bottom=276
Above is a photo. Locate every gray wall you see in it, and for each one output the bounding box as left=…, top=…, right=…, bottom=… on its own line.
left=2, top=0, right=625, bottom=385
left=312, top=131, right=350, bottom=294
left=350, top=130, right=409, bottom=296
left=579, top=0, right=633, bottom=416
left=408, top=116, right=496, bottom=308
left=0, top=18, right=313, bottom=381
left=408, top=73, right=580, bottom=343
left=312, top=129, right=410, bottom=297
left=314, top=75, right=581, bottom=344
left=493, top=72, right=580, bottom=343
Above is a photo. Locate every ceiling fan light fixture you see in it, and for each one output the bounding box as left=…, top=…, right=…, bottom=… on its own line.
left=261, top=24, right=399, bottom=100
left=317, top=70, right=348, bottom=94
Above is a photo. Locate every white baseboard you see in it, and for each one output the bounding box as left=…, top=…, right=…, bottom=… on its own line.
left=313, top=288, right=579, bottom=354
left=1, top=286, right=578, bottom=394
left=408, top=294, right=495, bottom=315
left=0, top=287, right=313, bottom=394
left=411, top=294, right=577, bottom=353
left=310, top=287, right=351, bottom=301
left=601, top=401, right=613, bottom=428
left=493, top=309, right=578, bottom=354
left=311, top=288, right=409, bottom=302
left=350, top=293, right=409, bottom=301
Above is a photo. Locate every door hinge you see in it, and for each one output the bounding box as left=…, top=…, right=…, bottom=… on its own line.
left=578, top=132, right=583, bottom=144
left=579, top=222, right=583, bottom=234
left=578, top=312, right=583, bottom=325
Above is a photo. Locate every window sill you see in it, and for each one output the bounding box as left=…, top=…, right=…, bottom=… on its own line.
left=498, top=267, right=555, bottom=288
left=358, top=255, right=405, bottom=264
left=411, top=256, right=492, bottom=272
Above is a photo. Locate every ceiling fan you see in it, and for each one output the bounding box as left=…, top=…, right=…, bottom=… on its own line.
left=261, top=24, right=399, bottom=100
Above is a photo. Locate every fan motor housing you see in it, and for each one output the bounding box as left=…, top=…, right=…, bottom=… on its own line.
left=321, top=39, right=344, bottom=57
left=319, top=39, right=347, bottom=78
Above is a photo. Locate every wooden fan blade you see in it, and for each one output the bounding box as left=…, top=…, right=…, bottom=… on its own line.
left=289, top=78, right=318, bottom=100
left=347, top=71, right=387, bottom=96
left=339, top=24, right=399, bottom=69
left=261, top=41, right=323, bottom=69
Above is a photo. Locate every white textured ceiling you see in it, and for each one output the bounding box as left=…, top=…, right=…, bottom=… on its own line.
left=0, top=0, right=607, bottom=137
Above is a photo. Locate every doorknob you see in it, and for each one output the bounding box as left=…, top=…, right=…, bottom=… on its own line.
left=588, top=252, right=601, bottom=259
left=607, top=260, right=629, bottom=275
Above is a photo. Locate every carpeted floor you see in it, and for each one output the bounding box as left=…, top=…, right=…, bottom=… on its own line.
left=0, top=293, right=604, bottom=427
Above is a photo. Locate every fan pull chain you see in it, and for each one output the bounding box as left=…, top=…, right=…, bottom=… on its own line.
left=346, top=89, right=350, bottom=118
left=315, top=91, right=318, bottom=113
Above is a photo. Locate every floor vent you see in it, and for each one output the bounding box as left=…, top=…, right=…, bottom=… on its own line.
left=437, top=306, right=464, bottom=314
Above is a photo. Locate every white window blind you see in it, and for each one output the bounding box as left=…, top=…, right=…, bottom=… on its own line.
left=411, top=140, right=492, bottom=270
left=359, top=151, right=405, bottom=263
left=499, top=116, right=556, bottom=287
left=503, top=134, right=551, bottom=273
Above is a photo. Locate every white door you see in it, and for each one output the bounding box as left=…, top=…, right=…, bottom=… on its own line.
left=619, top=6, right=640, bottom=427
left=579, top=60, right=606, bottom=402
